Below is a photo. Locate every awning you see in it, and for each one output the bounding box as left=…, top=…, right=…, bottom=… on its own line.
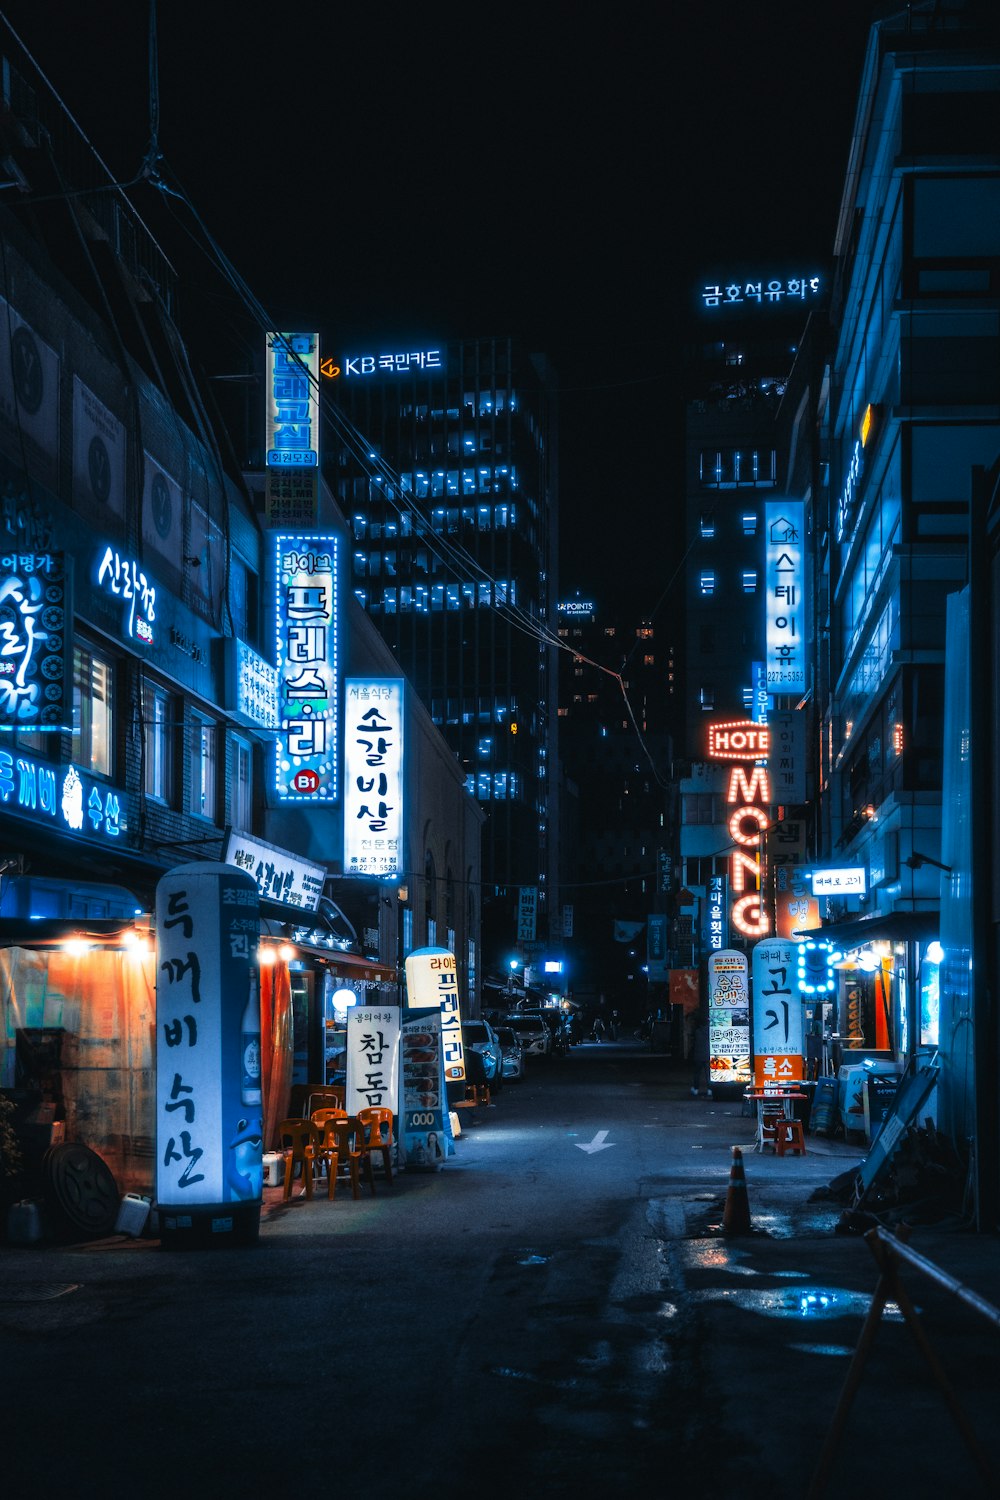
left=259, top=917, right=396, bottom=981
left=793, top=910, right=938, bottom=950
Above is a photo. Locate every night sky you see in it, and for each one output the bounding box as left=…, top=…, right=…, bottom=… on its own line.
left=1, top=0, right=876, bottom=609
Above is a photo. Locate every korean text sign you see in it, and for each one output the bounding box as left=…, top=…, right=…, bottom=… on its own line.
left=707, top=949, right=751, bottom=1086
left=404, top=947, right=465, bottom=1082
left=751, top=938, right=803, bottom=1087
left=155, top=862, right=262, bottom=1213
left=0, top=550, right=70, bottom=730
left=346, top=1006, right=400, bottom=1115
left=265, top=332, right=319, bottom=468
left=343, top=678, right=403, bottom=876
left=765, top=501, right=806, bottom=695
left=274, top=533, right=339, bottom=802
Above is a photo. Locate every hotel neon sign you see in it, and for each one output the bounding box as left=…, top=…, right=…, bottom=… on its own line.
left=708, top=720, right=771, bottom=940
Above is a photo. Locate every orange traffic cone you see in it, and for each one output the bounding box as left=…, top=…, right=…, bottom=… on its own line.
left=722, top=1145, right=752, bottom=1236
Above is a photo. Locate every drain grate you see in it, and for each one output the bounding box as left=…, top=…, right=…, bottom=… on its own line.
left=0, top=1283, right=81, bottom=1303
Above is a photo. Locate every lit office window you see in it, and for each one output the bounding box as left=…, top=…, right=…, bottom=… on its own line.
left=73, top=644, right=114, bottom=778
left=699, top=687, right=715, bottom=711
left=699, top=571, right=716, bottom=596
left=233, top=735, right=253, bottom=831
left=142, top=681, right=172, bottom=802
left=742, top=512, right=758, bottom=536
left=191, top=714, right=218, bottom=820
left=742, top=570, right=758, bottom=593
left=700, top=514, right=716, bottom=538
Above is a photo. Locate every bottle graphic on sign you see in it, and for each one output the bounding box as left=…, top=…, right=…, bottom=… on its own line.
left=241, top=985, right=262, bottom=1106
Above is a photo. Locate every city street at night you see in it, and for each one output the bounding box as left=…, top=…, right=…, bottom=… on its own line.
left=3, top=1042, right=998, bottom=1498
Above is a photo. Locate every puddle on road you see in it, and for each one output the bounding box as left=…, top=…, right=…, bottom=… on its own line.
left=696, top=1284, right=906, bottom=1321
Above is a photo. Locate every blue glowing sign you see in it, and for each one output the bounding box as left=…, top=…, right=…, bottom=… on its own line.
left=765, top=502, right=805, bottom=695
left=97, top=544, right=155, bottom=644
left=340, top=349, right=442, bottom=378
left=796, top=938, right=843, bottom=995
left=274, top=533, right=339, bottom=802
left=701, top=275, right=822, bottom=311
left=265, top=332, right=320, bottom=468
left=0, top=749, right=122, bottom=840
left=0, top=550, right=69, bottom=730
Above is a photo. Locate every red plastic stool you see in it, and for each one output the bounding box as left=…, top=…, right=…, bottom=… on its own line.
left=774, top=1118, right=806, bottom=1156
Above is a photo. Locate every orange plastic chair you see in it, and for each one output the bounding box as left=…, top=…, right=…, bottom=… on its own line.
left=277, top=1118, right=320, bottom=1200
left=310, top=1108, right=361, bottom=1200
left=355, top=1107, right=394, bottom=1194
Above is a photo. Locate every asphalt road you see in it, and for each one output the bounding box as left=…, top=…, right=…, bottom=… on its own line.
left=2, top=1042, right=997, bottom=1499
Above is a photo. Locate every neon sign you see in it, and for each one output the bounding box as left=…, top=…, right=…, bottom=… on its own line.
left=0, top=550, right=68, bottom=730
left=765, top=502, right=805, bottom=695
left=338, top=349, right=442, bottom=378
left=727, top=762, right=771, bottom=938
left=836, top=404, right=878, bottom=542
left=96, top=545, right=155, bottom=644
left=701, top=275, right=822, bottom=311
left=796, top=938, right=843, bottom=995
left=707, top=720, right=769, bottom=760
left=265, top=332, right=320, bottom=468
left=274, top=534, right=339, bottom=802
left=0, top=750, right=122, bottom=840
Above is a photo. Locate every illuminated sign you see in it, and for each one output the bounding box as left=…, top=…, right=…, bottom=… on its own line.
left=155, top=863, right=262, bottom=1235
left=518, top=886, right=538, bottom=942
left=810, top=866, right=867, bottom=896
left=225, top=638, right=278, bottom=730
left=0, top=550, right=69, bottom=730
left=345, top=1005, right=400, bottom=1115
left=338, top=348, right=443, bottom=378
left=751, top=938, right=803, bottom=1086
left=836, top=405, right=878, bottom=542
left=274, top=534, right=339, bottom=803
left=768, top=708, right=806, bottom=803
left=265, top=332, right=320, bottom=468
left=706, top=873, right=727, bottom=951
left=707, top=948, right=751, bottom=1086
left=223, top=830, right=325, bottom=912
left=796, top=938, right=843, bottom=995
left=556, top=600, right=595, bottom=618
left=701, top=275, right=822, bottom=311
left=764, top=501, right=805, bottom=695
left=707, top=720, right=769, bottom=760
left=343, top=678, right=403, bottom=877
left=97, top=544, right=155, bottom=644
left=0, top=749, right=123, bottom=840
left=726, top=760, right=772, bottom=940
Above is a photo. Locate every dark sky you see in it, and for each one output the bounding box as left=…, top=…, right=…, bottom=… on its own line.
left=1, top=0, right=877, bottom=607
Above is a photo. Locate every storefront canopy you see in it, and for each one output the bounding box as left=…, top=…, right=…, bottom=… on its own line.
left=793, top=911, right=939, bottom=950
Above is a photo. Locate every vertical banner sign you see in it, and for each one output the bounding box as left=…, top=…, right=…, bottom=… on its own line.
left=265, top=332, right=320, bottom=469
left=403, top=948, right=465, bottom=1076
left=274, top=533, right=339, bottom=802
left=343, top=678, right=403, bottom=875
left=706, top=873, right=728, bottom=952
left=517, top=886, right=538, bottom=942
left=345, top=1004, right=400, bottom=1115
left=765, top=501, right=806, bottom=695
left=751, top=938, right=803, bottom=1086
left=706, top=948, right=751, bottom=1087
left=646, top=914, right=668, bottom=982
left=399, top=1010, right=454, bottom=1170
left=155, top=862, right=262, bottom=1244
left=769, top=708, right=806, bottom=803
left=0, top=549, right=70, bottom=730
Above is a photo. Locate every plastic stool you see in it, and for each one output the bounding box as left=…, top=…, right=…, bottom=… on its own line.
left=774, top=1118, right=806, bottom=1157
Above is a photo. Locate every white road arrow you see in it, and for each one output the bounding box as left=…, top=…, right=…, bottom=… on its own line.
left=575, top=1129, right=614, bottom=1154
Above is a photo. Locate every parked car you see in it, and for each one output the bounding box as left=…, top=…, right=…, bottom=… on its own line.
left=462, top=1019, right=504, bottom=1089
left=496, top=1025, right=526, bottom=1081
left=502, top=1013, right=552, bottom=1060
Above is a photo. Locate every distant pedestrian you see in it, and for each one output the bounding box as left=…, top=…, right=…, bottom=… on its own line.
left=691, top=1014, right=712, bottom=1098
left=592, top=1016, right=606, bottom=1043
left=611, top=1009, right=620, bottom=1041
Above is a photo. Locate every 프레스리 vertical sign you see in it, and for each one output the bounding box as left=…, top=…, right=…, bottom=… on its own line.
left=274, top=533, right=339, bottom=802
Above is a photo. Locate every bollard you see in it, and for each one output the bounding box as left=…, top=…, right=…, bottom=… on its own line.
left=722, top=1145, right=752, bottom=1235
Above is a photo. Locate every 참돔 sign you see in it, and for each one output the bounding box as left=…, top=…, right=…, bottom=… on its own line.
left=274, top=533, right=339, bottom=802
left=345, top=1006, right=400, bottom=1116
left=343, top=678, right=403, bottom=876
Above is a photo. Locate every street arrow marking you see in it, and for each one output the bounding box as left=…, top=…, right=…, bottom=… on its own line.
left=576, top=1130, right=614, bottom=1154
